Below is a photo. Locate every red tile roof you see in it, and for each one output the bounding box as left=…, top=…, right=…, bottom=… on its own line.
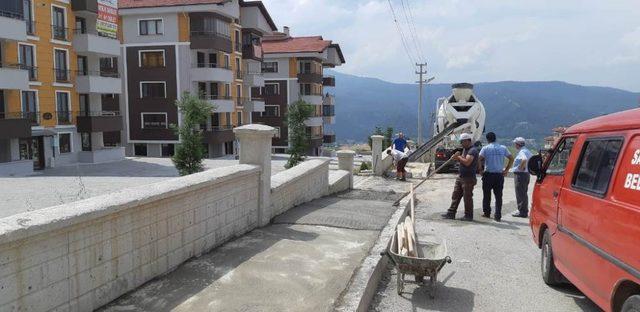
left=120, top=0, right=227, bottom=9
left=262, top=36, right=332, bottom=54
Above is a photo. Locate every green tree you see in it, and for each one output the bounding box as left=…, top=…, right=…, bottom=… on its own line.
left=286, top=99, right=314, bottom=168
left=384, top=127, right=394, bottom=148
left=171, top=92, right=213, bottom=176
left=368, top=126, right=384, bottom=148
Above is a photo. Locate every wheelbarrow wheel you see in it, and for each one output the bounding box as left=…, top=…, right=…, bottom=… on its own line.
left=415, top=275, right=424, bottom=284
left=397, top=273, right=404, bottom=295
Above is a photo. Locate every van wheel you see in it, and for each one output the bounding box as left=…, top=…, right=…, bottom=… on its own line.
left=622, top=295, right=640, bottom=312
left=541, top=230, right=563, bottom=285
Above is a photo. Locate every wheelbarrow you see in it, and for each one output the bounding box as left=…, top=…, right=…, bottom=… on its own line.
left=382, top=234, right=452, bottom=298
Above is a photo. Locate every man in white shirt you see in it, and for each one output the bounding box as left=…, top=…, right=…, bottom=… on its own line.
left=510, top=137, right=533, bottom=218
left=387, top=148, right=409, bottom=181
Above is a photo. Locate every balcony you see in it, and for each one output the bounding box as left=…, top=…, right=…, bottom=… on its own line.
left=73, top=28, right=120, bottom=56
left=191, top=63, right=233, bottom=83
left=297, top=72, right=323, bottom=84
left=55, top=111, right=75, bottom=126
left=304, top=116, right=323, bottom=127
left=323, top=105, right=335, bottom=124
left=51, top=25, right=70, bottom=42
left=0, top=10, right=26, bottom=41
left=323, top=94, right=335, bottom=106
left=203, top=125, right=235, bottom=144
left=201, top=95, right=234, bottom=113
left=53, top=69, right=73, bottom=84
left=323, top=75, right=335, bottom=87
left=243, top=71, right=265, bottom=87
left=0, top=113, right=31, bottom=139
left=301, top=93, right=323, bottom=105
left=190, top=31, right=232, bottom=53
left=0, top=64, right=29, bottom=90
left=309, top=135, right=323, bottom=148
left=76, top=70, right=121, bottom=94
left=76, top=111, right=123, bottom=132
left=323, top=133, right=336, bottom=144
left=243, top=98, right=265, bottom=113
left=242, top=43, right=263, bottom=61
left=71, top=0, right=99, bottom=13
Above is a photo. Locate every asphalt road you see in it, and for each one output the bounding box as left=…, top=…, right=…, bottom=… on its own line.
left=369, top=174, right=602, bottom=312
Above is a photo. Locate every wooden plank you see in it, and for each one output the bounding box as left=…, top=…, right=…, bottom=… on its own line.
left=404, top=216, right=417, bottom=257
left=397, top=222, right=406, bottom=254
left=410, top=183, right=415, bottom=224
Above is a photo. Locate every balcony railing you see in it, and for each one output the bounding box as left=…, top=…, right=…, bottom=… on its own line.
left=53, top=68, right=72, bottom=83
left=301, top=91, right=323, bottom=96
left=235, top=97, right=249, bottom=107
left=52, top=25, right=69, bottom=41
left=236, top=70, right=243, bottom=79
left=192, top=62, right=231, bottom=70
left=0, top=9, right=24, bottom=20
left=56, top=110, right=74, bottom=125
left=190, top=30, right=231, bottom=39
left=1, top=111, right=39, bottom=124
left=77, top=110, right=120, bottom=117
left=322, top=105, right=335, bottom=116
left=234, top=41, right=242, bottom=52
left=75, top=69, right=120, bottom=78
left=242, top=43, right=263, bottom=60
left=200, top=94, right=232, bottom=101
left=0, top=62, right=37, bottom=80
left=210, top=125, right=234, bottom=131
left=74, top=27, right=118, bottom=39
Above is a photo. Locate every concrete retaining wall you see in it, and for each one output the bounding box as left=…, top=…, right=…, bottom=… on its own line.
left=270, top=159, right=330, bottom=217
left=328, top=170, right=351, bottom=195
left=0, top=160, right=33, bottom=176
left=0, top=165, right=261, bottom=312
left=78, top=147, right=126, bottom=164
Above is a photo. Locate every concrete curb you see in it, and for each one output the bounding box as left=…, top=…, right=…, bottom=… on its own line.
left=335, top=190, right=414, bottom=312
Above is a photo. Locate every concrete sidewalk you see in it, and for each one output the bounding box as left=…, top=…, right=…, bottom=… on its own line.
left=100, top=179, right=408, bottom=312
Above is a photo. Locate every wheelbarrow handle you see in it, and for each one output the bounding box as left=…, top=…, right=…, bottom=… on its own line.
left=445, top=256, right=452, bottom=263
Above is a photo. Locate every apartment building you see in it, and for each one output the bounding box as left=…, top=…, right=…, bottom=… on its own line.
left=254, top=28, right=344, bottom=155
left=0, top=0, right=124, bottom=175
left=119, top=0, right=276, bottom=158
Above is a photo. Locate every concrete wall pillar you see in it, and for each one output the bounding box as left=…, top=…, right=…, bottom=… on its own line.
left=91, top=132, right=104, bottom=150
left=234, top=124, right=277, bottom=227
left=337, top=149, right=355, bottom=189
left=371, top=135, right=384, bottom=175
left=10, top=138, right=20, bottom=161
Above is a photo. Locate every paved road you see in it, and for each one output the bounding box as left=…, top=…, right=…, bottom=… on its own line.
left=100, top=181, right=404, bottom=312
left=369, top=174, right=602, bottom=312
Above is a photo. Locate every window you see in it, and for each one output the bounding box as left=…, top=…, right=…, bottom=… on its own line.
left=140, top=50, right=165, bottom=68
left=546, top=137, right=576, bottom=175
left=52, top=6, right=67, bottom=41
left=142, top=113, right=167, bottom=129
left=140, top=82, right=166, bottom=98
left=237, top=112, right=243, bottom=126
left=56, top=92, right=71, bottom=125
left=139, top=19, right=163, bottom=35
left=225, top=112, right=232, bottom=126
left=134, top=144, right=147, bottom=156
left=299, top=61, right=312, bottom=74
left=299, top=83, right=312, bottom=95
left=79, top=94, right=89, bottom=114
left=264, top=83, right=279, bottom=95
left=24, top=0, right=34, bottom=35
left=161, top=144, right=175, bottom=157
left=21, top=91, right=38, bottom=124
left=75, top=16, right=86, bottom=34
left=59, top=133, right=71, bottom=154
left=572, top=138, right=622, bottom=195
left=262, top=61, right=278, bottom=73
left=77, top=56, right=87, bottom=76
left=263, top=105, right=279, bottom=117
left=54, top=49, right=69, bottom=82
left=81, top=133, right=91, bottom=151
left=224, top=84, right=230, bottom=97
left=18, top=44, right=36, bottom=80
left=274, top=127, right=281, bottom=138
left=224, top=54, right=230, bottom=68
left=196, top=51, right=217, bottom=68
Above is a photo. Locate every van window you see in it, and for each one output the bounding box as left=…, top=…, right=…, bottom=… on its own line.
left=573, top=138, right=622, bottom=195
left=546, top=137, right=576, bottom=175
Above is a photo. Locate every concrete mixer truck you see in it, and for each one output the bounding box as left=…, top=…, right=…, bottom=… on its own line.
left=407, top=83, right=486, bottom=172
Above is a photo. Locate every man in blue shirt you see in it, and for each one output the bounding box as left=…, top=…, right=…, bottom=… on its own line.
left=393, top=132, right=407, bottom=152
left=510, top=137, right=533, bottom=218
left=478, top=132, right=514, bottom=221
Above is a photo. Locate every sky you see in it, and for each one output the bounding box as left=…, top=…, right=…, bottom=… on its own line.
left=260, top=0, right=640, bottom=92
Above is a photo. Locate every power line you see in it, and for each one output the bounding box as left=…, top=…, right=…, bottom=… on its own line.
left=399, top=0, right=424, bottom=62
left=404, top=0, right=427, bottom=62
left=387, top=0, right=417, bottom=68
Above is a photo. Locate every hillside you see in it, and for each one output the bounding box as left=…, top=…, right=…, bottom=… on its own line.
left=324, top=71, right=639, bottom=144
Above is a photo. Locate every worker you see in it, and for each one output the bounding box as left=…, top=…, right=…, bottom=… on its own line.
left=393, top=132, right=407, bottom=152
left=442, top=133, right=479, bottom=221
left=478, top=132, right=514, bottom=222
left=387, top=148, right=409, bottom=181
left=511, top=137, right=532, bottom=218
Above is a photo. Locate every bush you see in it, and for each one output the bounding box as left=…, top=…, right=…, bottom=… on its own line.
left=171, top=92, right=213, bottom=176
left=285, top=100, right=315, bottom=168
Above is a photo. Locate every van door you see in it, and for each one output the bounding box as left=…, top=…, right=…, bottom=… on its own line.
left=556, top=136, right=624, bottom=307
left=536, top=137, right=576, bottom=231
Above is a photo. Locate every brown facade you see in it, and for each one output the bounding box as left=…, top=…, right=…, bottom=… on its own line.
left=0, top=118, right=31, bottom=139
left=126, top=45, right=179, bottom=141
left=77, top=115, right=123, bottom=133
left=203, top=127, right=235, bottom=144
left=252, top=80, right=288, bottom=146
left=189, top=12, right=233, bottom=53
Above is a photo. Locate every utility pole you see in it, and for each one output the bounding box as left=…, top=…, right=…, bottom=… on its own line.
left=415, top=63, right=434, bottom=146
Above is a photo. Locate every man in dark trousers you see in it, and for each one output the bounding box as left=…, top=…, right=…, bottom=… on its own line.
left=478, top=132, right=514, bottom=222
left=442, top=133, right=479, bottom=221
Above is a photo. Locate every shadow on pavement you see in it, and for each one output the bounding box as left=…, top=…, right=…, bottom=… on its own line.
left=98, top=226, right=319, bottom=312
left=407, top=284, right=475, bottom=312
left=551, top=284, right=602, bottom=311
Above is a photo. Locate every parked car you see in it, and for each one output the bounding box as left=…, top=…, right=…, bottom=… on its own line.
left=528, top=108, right=640, bottom=312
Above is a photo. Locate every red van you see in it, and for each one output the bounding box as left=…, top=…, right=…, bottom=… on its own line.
left=529, top=108, right=640, bottom=312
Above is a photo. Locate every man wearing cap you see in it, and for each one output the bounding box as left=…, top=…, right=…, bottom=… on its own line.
left=442, top=133, right=479, bottom=221
left=478, top=132, right=514, bottom=222
left=511, top=137, right=533, bottom=218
